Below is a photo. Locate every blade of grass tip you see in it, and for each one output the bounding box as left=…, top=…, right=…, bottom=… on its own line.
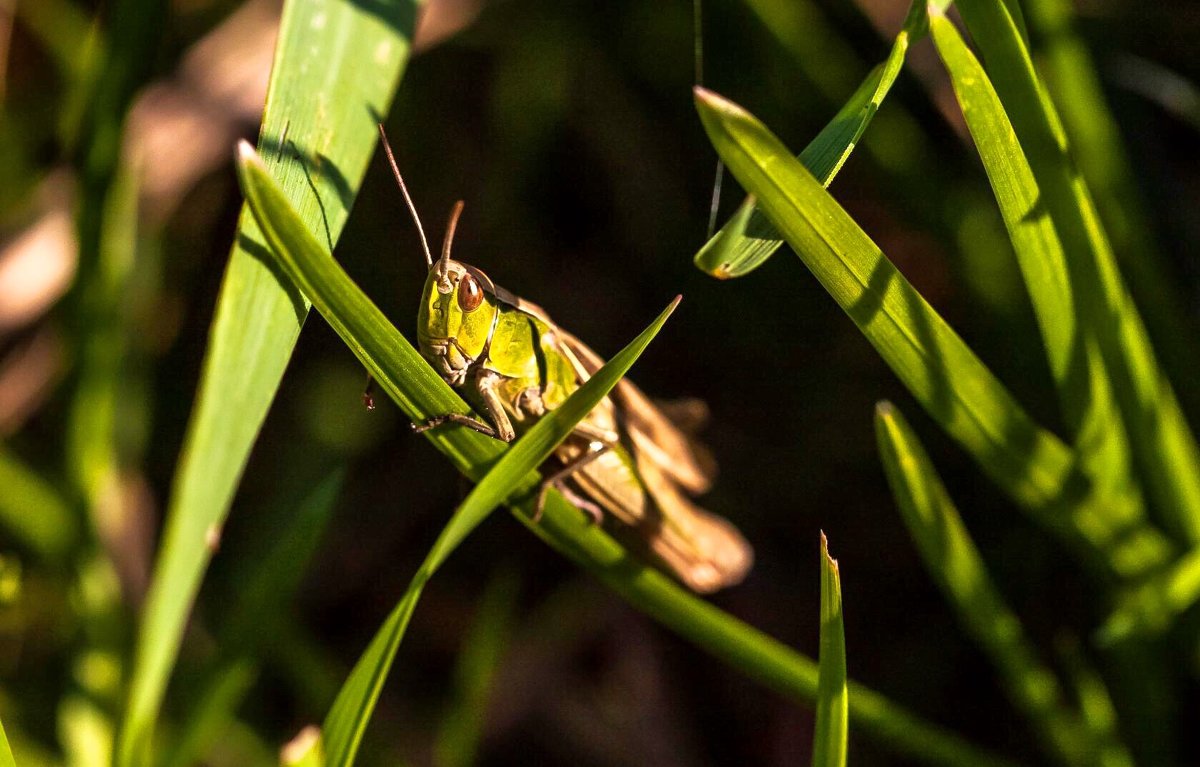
left=928, top=14, right=1147, bottom=528
left=874, top=401, right=1131, bottom=767
left=524, top=492, right=1018, bottom=767
left=236, top=141, right=1014, bottom=767
left=320, top=296, right=680, bottom=767
left=812, top=533, right=848, bottom=767
left=434, top=567, right=520, bottom=767
left=118, top=2, right=423, bottom=764
left=695, top=1, right=928, bottom=278
left=952, top=0, right=1200, bottom=543
left=693, top=86, right=1171, bottom=580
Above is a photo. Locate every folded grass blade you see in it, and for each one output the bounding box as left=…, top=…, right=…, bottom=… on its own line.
left=694, top=2, right=927, bottom=278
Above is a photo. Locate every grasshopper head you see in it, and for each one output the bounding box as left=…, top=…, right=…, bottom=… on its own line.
left=415, top=201, right=499, bottom=387
left=417, top=257, right=498, bottom=386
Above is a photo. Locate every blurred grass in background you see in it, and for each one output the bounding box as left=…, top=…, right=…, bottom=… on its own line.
left=1, top=0, right=1199, bottom=765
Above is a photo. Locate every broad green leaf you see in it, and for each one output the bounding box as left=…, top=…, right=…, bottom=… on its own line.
left=237, top=141, right=1016, bottom=767
left=928, top=15, right=1146, bottom=532
left=953, top=0, right=1200, bottom=542
left=117, top=2, right=422, bottom=764
left=694, top=2, right=927, bottom=278
left=812, top=533, right=848, bottom=767
left=693, top=86, right=1170, bottom=579
left=875, top=402, right=1131, bottom=767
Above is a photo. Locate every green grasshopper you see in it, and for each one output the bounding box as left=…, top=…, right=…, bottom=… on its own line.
left=378, top=128, right=752, bottom=592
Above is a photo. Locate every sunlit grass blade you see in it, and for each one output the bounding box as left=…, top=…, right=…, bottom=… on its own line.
left=0, top=444, right=77, bottom=559
left=952, top=0, right=1200, bottom=542
left=928, top=15, right=1145, bottom=523
left=694, top=2, right=927, bottom=278
left=1024, top=0, right=1197, bottom=404
left=317, top=297, right=680, bottom=767
left=117, top=2, right=423, bottom=764
left=434, top=567, right=518, bottom=767
left=0, top=716, right=13, bottom=767
left=236, top=141, right=1016, bottom=767
left=159, top=471, right=344, bottom=767
left=1100, top=547, right=1200, bottom=642
left=693, top=85, right=1171, bottom=579
left=875, top=401, right=1132, bottom=767
left=812, top=533, right=847, bottom=767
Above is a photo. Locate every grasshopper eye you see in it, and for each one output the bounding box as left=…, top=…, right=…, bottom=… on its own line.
left=458, top=273, right=484, bottom=312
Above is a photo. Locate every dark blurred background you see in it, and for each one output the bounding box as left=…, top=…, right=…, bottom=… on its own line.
left=2, top=0, right=1199, bottom=764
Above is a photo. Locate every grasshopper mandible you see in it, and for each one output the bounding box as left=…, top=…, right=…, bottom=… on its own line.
left=377, top=127, right=752, bottom=592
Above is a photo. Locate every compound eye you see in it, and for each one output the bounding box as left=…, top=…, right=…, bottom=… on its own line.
left=458, top=273, right=484, bottom=312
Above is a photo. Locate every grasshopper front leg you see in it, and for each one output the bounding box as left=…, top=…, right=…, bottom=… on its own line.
left=412, top=369, right=516, bottom=442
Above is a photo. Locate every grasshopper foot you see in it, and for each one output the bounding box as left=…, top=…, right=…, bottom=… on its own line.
left=412, top=413, right=500, bottom=440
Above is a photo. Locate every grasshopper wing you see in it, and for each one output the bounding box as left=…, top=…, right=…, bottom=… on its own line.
left=552, top=327, right=715, bottom=495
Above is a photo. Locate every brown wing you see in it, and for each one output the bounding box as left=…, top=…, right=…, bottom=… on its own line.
left=552, top=327, right=715, bottom=495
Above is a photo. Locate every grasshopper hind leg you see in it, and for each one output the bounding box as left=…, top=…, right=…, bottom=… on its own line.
left=534, top=443, right=611, bottom=524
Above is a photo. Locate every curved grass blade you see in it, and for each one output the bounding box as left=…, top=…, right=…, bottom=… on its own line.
left=117, top=2, right=423, bottom=764
left=952, top=0, right=1200, bottom=542
left=317, top=297, right=680, bottom=767
left=693, top=86, right=1171, bottom=579
left=694, top=2, right=927, bottom=278
left=236, top=143, right=1016, bottom=767
left=928, top=14, right=1145, bottom=526
left=875, top=402, right=1132, bottom=767
left=812, top=532, right=848, bottom=767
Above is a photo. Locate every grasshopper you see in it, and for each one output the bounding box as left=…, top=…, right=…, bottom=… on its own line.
left=377, top=127, right=752, bottom=592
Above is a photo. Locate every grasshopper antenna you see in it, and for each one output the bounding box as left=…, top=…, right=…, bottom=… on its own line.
left=694, top=0, right=724, bottom=238
left=440, top=200, right=466, bottom=265
left=377, top=123, right=434, bottom=267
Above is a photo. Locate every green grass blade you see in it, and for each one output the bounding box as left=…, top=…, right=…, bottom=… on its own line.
left=812, top=533, right=848, bottom=767
left=693, top=86, right=1171, bottom=579
left=694, top=2, right=927, bottom=278
left=874, top=401, right=1132, bottom=767
left=0, top=444, right=77, bottom=558
left=0, top=716, right=14, bottom=767
left=116, top=2, right=422, bottom=764
left=235, top=140, right=1015, bottom=767
left=434, top=568, right=519, bottom=767
left=952, top=0, right=1200, bottom=542
left=159, top=471, right=344, bottom=767
left=928, top=14, right=1145, bottom=523
left=315, top=293, right=679, bottom=767
left=1024, top=0, right=1197, bottom=404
